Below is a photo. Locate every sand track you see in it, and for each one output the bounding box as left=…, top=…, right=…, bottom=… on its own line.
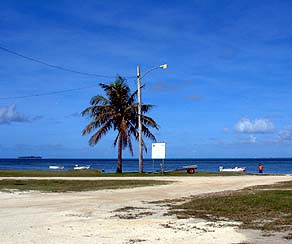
left=1, top=175, right=292, bottom=244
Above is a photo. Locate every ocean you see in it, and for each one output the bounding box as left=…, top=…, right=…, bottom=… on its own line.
left=0, top=158, right=292, bottom=174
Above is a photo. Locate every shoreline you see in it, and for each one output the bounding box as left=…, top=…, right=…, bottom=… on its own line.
left=2, top=158, right=292, bottom=174
left=1, top=175, right=292, bottom=243
left=0, top=172, right=292, bottom=180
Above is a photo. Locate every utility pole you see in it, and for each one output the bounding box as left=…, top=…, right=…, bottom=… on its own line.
left=137, top=64, right=168, bottom=174
left=137, top=65, right=143, bottom=173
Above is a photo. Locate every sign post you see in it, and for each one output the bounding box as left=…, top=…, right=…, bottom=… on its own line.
left=151, top=143, right=166, bottom=174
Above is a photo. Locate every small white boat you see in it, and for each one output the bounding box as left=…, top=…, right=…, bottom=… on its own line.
left=74, top=164, right=90, bottom=170
left=49, top=165, right=64, bottom=170
left=219, top=166, right=246, bottom=173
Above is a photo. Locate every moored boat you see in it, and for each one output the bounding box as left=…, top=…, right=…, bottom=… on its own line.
left=74, top=164, right=90, bottom=170
left=219, top=166, right=246, bottom=173
left=49, top=165, right=64, bottom=170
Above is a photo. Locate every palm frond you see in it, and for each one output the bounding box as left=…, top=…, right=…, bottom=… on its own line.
left=90, top=95, right=110, bottom=106
left=141, top=124, right=157, bottom=142
left=88, top=121, right=112, bottom=146
left=127, top=132, right=134, bottom=155
left=141, top=115, right=159, bottom=129
left=113, top=132, right=120, bottom=146
left=141, top=104, right=155, bottom=113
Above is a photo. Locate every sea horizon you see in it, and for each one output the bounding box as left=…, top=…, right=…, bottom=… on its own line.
left=1, top=157, right=292, bottom=174
left=3, top=156, right=292, bottom=160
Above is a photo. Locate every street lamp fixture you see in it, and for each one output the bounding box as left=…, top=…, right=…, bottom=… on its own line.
left=137, top=64, right=168, bottom=173
left=159, top=64, right=168, bottom=69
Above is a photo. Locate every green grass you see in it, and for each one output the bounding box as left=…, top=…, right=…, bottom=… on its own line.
left=0, top=179, right=171, bottom=192
left=0, top=170, right=102, bottom=177
left=169, top=180, right=292, bottom=232
left=0, top=170, right=250, bottom=177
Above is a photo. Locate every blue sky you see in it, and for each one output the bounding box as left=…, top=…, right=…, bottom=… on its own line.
left=1, top=0, right=292, bottom=158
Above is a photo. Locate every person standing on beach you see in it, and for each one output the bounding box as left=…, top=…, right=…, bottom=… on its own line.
left=258, top=163, right=263, bottom=173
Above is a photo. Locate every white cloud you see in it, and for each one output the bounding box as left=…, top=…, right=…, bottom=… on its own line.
left=215, top=134, right=257, bottom=146
left=249, top=135, right=257, bottom=143
left=0, top=104, right=29, bottom=124
left=278, top=127, right=292, bottom=141
left=234, top=118, right=275, bottom=133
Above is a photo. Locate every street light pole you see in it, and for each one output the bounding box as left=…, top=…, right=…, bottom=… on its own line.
left=137, top=65, right=143, bottom=173
left=137, top=64, right=168, bottom=173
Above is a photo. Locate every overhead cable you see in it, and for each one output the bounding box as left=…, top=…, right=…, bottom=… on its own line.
left=0, top=45, right=136, bottom=79
left=0, top=84, right=98, bottom=100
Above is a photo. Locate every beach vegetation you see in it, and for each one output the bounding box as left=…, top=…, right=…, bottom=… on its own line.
left=0, top=170, right=103, bottom=177
left=81, top=76, right=158, bottom=173
left=0, top=179, right=171, bottom=192
left=0, top=170, right=250, bottom=177
left=168, top=180, right=292, bottom=232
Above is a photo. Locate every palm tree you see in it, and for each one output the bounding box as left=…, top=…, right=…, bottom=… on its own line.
left=82, top=76, right=158, bottom=173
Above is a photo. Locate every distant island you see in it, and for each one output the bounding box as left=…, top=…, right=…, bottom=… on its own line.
left=17, top=156, right=42, bottom=159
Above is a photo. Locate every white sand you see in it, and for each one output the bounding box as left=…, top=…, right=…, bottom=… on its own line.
left=0, top=175, right=292, bottom=244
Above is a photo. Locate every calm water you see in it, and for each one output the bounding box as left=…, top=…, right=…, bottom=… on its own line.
left=0, top=158, right=292, bottom=174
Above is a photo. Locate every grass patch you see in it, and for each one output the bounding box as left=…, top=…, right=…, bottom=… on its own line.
left=284, top=232, right=292, bottom=240
left=0, top=170, right=251, bottom=177
left=169, top=180, right=292, bottom=232
left=114, top=206, right=146, bottom=212
left=247, top=180, right=292, bottom=190
left=0, top=170, right=103, bottom=177
left=127, top=239, right=146, bottom=243
left=113, top=211, right=153, bottom=219
left=113, top=206, right=153, bottom=219
left=0, top=179, right=171, bottom=192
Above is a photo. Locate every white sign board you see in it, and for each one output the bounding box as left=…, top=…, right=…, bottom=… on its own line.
left=152, top=143, right=166, bottom=159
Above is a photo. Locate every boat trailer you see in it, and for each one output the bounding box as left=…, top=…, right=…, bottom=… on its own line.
left=177, top=164, right=198, bottom=174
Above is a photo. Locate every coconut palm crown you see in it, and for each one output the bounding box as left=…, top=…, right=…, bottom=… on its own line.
left=82, top=76, right=158, bottom=173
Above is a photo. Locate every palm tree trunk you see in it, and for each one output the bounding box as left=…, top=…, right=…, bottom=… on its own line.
left=116, top=134, right=123, bottom=173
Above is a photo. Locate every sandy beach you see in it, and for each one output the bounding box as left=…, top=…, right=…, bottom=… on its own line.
left=1, top=175, right=292, bottom=244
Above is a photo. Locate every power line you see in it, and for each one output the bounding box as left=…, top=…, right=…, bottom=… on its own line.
left=0, top=84, right=98, bottom=100
left=0, top=45, right=136, bottom=79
